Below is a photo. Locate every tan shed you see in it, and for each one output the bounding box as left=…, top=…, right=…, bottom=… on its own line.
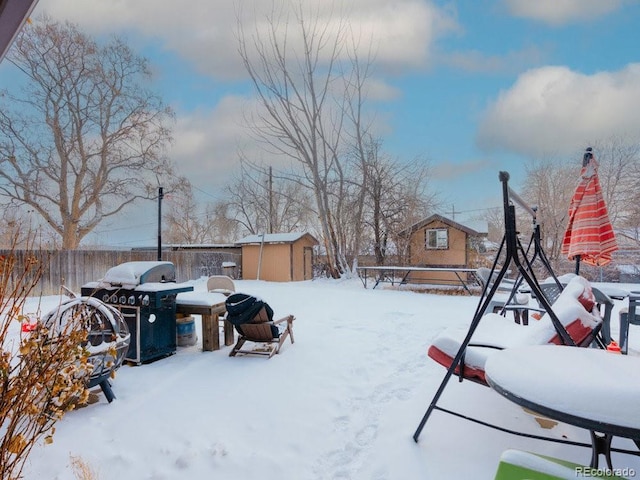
left=236, top=233, right=319, bottom=282
left=404, top=214, right=481, bottom=285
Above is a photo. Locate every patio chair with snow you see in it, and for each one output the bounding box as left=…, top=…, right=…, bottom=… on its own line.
left=536, top=278, right=615, bottom=345
left=476, top=267, right=530, bottom=324
left=493, top=449, right=628, bottom=480
left=620, top=292, right=640, bottom=355
left=225, top=293, right=295, bottom=358
left=476, top=267, right=518, bottom=294
left=207, top=275, right=236, bottom=296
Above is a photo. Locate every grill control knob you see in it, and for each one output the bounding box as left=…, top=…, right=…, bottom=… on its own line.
left=128, top=296, right=135, bottom=305
left=110, top=295, right=118, bottom=303
left=142, top=295, right=150, bottom=306
left=102, top=294, right=109, bottom=302
left=119, top=295, right=126, bottom=304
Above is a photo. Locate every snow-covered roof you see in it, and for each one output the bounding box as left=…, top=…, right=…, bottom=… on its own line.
left=235, top=232, right=318, bottom=245
left=130, top=244, right=238, bottom=251
left=402, top=214, right=483, bottom=236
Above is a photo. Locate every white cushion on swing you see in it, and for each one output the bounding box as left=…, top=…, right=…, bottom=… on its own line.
left=428, top=276, right=602, bottom=384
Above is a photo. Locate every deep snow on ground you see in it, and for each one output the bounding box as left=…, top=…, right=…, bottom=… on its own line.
left=8, top=277, right=640, bottom=480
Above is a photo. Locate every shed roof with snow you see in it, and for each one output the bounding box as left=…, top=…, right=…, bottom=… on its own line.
left=236, top=232, right=318, bottom=245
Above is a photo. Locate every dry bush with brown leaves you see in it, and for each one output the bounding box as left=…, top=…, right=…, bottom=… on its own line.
left=0, top=235, right=91, bottom=480
left=70, top=454, right=100, bottom=480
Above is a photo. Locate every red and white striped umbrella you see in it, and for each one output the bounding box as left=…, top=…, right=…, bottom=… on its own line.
left=561, top=148, right=618, bottom=272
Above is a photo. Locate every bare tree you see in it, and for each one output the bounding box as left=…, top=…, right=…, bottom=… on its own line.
left=163, top=179, right=250, bottom=244
left=163, top=179, right=216, bottom=244
left=0, top=18, right=175, bottom=249
left=483, top=206, right=505, bottom=247
left=361, top=140, right=436, bottom=265
left=333, top=36, right=375, bottom=271
left=224, top=160, right=313, bottom=236
left=522, top=140, right=640, bottom=275
left=237, top=2, right=373, bottom=277
left=590, top=136, right=640, bottom=228
left=206, top=201, right=243, bottom=243
left=522, top=158, right=575, bottom=264
left=0, top=207, right=34, bottom=248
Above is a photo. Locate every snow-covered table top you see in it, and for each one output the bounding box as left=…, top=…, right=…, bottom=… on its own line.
left=485, top=345, right=640, bottom=437
left=543, top=274, right=632, bottom=300
left=176, top=291, right=227, bottom=307
left=591, top=284, right=632, bottom=300
left=521, top=280, right=631, bottom=301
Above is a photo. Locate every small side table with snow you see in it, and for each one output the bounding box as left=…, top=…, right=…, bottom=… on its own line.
left=176, top=292, right=231, bottom=351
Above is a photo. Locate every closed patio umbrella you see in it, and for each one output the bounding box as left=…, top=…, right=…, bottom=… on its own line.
left=561, top=147, right=618, bottom=274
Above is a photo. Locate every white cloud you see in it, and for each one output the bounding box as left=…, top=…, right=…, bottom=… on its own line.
left=35, top=0, right=457, bottom=80
left=31, top=0, right=427, bottom=201
left=476, top=64, right=640, bottom=157
left=504, top=0, right=624, bottom=26
left=431, top=158, right=495, bottom=180
left=167, top=96, right=250, bottom=196
left=346, top=1, right=458, bottom=70
left=365, top=77, right=402, bottom=102
left=443, top=46, right=546, bottom=74
left=167, top=95, right=301, bottom=198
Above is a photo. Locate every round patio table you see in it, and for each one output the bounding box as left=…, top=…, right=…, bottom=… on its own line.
left=485, top=345, right=640, bottom=469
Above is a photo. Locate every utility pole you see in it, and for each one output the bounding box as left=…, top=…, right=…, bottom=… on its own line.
left=268, top=166, right=274, bottom=234
left=157, top=186, right=164, bottom=261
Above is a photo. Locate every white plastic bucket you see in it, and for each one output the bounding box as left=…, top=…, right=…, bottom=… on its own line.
left=176, top=316, right=197, bottom=347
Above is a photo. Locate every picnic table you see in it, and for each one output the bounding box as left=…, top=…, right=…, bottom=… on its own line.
left=176, top=292, right=233, bottom=351
left=356, top=265, right=479, bottom=294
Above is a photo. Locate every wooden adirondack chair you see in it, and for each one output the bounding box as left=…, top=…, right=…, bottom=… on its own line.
left=229, top=306, right=295, bottom=358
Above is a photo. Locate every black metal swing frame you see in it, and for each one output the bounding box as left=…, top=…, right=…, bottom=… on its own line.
left=410, top=171, right=627, bottom=459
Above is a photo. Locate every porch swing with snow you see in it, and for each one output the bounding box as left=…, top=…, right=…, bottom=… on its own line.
left=412, top=171, right=606, bottom=444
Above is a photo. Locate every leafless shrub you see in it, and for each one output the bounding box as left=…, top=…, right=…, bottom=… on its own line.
left=70, top=454, right=100, bottom=480
left=0, top=233, right=91, bottom=480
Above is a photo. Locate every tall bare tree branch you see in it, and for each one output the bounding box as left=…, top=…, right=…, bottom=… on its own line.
left=0, top=17, right=176, bottom=249
left=237, top=1, right=375, bottom=277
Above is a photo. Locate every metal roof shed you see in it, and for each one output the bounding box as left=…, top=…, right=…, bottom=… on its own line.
left=236, top=233, right=318, bottom=282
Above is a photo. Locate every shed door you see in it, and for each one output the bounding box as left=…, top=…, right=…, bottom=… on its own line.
left=303, top=247, right=313, bottom=280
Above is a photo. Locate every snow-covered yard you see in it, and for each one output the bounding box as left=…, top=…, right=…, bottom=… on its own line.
left=10, top=277, right=640, bottom=479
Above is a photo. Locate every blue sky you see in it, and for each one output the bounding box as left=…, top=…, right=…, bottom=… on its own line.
left=2, top=0, right=639, bottom=246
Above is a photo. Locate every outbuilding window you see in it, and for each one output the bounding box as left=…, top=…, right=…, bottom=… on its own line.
left=426, top=228, right=448, bottom=249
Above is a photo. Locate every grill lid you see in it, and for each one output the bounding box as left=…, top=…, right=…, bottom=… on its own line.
left=102, top=261, right=176, bottom=287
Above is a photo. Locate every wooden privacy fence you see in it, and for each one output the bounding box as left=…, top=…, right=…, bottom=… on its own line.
left=1, top=249, right=242, bottom=296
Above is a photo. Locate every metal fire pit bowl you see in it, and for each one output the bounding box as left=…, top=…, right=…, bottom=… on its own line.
left=42, top=296, right=131, bottom=403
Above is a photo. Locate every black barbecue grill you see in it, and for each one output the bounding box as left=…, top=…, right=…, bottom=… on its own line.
left=81, top=261, right=193, bottom=364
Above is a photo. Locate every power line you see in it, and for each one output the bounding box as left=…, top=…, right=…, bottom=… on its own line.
left=91, top=220, right=157, bottom=234
left=456, top=206, right=502, bottom=214
left=436, top=205, right=501, bottom=218
left=191, top=184, right=221, bottom=200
